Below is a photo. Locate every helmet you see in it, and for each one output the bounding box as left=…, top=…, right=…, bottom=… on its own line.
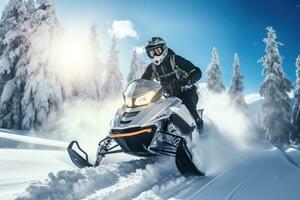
left=145, top=37, right=168, bottom=65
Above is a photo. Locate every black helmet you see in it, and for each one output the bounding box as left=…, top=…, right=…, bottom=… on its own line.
left=145, top=37, right=168, bottom=65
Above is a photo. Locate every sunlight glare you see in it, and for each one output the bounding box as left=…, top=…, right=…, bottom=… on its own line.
left=51, top=31, right=92, bottom=83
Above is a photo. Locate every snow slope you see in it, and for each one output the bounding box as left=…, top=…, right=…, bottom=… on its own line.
left=2, top=92, right=300, bottom=200
left=0, top=130, right=74, bottom=200
left=7, top=139, right=300, bottom=200
left=3, top=126, right=300, bottom=200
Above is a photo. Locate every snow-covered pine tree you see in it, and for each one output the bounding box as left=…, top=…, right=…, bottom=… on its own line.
left=21, top=0, right=63, bottom=129
left=228, top=53, right=247, bottom=109
left=259, top=26, right=292, bottom=144
left=205, top=47, right=225, bottom=93
left=127, top=48, right=146, bottom=84
left=61, top=24, right=102, bottom=101
left=101, top=36, right=123, bottom=101
left=89, top=23, right=103, bottom=100
left=0, top=0, right=31, bottom=129
left=25, top=0, right=35, bottom=14
left=292, top=55, right=300, bottom=142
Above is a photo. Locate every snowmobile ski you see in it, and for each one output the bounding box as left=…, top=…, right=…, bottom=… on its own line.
left=67, top=141, right=93, bottom=168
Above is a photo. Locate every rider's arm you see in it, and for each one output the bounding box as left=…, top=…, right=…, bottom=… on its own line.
left=175, top=55, right=202, bottom=84
left=141, top=64, right=154, bottom=80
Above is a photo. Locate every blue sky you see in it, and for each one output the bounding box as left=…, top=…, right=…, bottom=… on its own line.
left=1, top=0, right=300, bottom=93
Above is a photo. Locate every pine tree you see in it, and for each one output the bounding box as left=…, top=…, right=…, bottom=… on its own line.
left=0, top=0, right=31, bottom=129
left=101, top=36, right=123, bottom=101
left=292, top=55, right=300, bottom=142
left=205, top=47, right=225, bottom=93
left=228, top=53, right=247, bottom=109
left=21, top=0, right=63, bottom=129
left=259, top=26, right=292, bottom=144
left=61, top=24, right=102, bottom=101
left=24, top=0, right=35, bottom=15
left=89, top=23, right=103, bottom=100
left=127, top=49, right=146, bottom=84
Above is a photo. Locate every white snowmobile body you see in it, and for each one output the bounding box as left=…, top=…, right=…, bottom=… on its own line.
left=114, top=97, right=196, bottom=130
left=68, top=79, right=204, bottom=176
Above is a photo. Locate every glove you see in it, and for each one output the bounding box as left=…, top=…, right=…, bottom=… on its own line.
left=171, top=79, right=190, bottom=90
left=169, top=79, right=189, bottom=95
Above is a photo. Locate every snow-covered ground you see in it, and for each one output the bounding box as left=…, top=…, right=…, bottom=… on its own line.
left=2, top=130, right=300, bottom=200
left=1, top=93, right=300, bottom=200
left=0, top=131, right=74, bottom=200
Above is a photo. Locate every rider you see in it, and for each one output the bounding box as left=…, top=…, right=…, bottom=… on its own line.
left=142, top=37, right=203, bottom=132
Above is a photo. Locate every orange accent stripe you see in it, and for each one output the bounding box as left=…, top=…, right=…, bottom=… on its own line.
left=110, top=128, right=152, bottom=138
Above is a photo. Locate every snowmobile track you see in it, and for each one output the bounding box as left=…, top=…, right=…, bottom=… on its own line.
left=186, top=157, right=248, bottom=200
left=278, top=146, right=300, bottom=169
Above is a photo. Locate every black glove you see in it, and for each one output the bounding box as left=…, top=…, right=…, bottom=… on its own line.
left=171, top=79, right=189, bottom=89
left=168, top=79, right=188, bottom=95
left=177, top=79, right=189, bottom=87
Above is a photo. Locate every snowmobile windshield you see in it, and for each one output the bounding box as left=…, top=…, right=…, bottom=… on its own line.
left=123, top=79, right=163, bottom=107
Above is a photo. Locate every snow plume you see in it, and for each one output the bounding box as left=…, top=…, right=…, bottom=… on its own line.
left=44, top=98, right=122, bottom=156
left=17, top=158, right=168, bottom=200
left=192, top=83, right=252, bottom=175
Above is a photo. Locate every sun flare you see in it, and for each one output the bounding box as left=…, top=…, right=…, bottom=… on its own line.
left=51, top=31, right=92, bottom=83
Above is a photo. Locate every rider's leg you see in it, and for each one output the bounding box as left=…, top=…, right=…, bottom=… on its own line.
left=178, top=89, right=203, bottom=133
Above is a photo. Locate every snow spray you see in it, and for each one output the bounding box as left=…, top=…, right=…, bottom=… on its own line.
left=191, top=83, right=252, bottom=175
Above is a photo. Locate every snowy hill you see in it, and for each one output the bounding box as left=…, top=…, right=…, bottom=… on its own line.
left=13, top=147, right=300, bottom=200
left=1, top=95, right=300, bottom=200
left=0, top=130, right=74, bottom=200
left=2, top=130, right=300, bottom=200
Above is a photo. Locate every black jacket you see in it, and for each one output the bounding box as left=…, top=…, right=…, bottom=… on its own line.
left=142, top=49, right=201, bottom=96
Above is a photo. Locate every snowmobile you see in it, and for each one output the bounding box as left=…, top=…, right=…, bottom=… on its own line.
left=67, top=79, right=205, bottom=176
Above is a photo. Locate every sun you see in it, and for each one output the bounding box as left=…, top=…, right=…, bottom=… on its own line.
left=51, top=31, right=92, bottom=83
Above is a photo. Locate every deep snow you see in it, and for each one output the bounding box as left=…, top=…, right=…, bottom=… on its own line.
left=0, top=133, right=74, bottom=200
left=2, top=131, right=300, bottom=200
left=1, top=91, right=300, bottom=200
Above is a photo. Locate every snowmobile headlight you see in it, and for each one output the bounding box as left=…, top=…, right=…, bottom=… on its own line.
left=134, top=91, right=157, bottom=107
left=124, top=96, right=133, bottom=107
